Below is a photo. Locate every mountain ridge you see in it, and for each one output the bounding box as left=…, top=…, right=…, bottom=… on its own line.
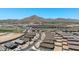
left=0, top=15, right=79, bottom=24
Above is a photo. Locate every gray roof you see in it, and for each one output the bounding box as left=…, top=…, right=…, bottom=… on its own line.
left=69, top=45, right=79, bottom=50
left=40, top=43, right=54, bottom=49
left=15, top=39, right=25, bottom=44
left=68, top=41, right=79, bottom=45
left=43, top=39, right=54, bottom=44
left=4, top=42, right=17, bottom=49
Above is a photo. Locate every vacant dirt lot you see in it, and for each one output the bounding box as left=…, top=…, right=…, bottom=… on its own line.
left=0, top=33, right=24, bottom=43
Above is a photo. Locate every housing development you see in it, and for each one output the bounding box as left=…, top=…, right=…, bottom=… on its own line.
left=0, top=15, right=79, bottom=51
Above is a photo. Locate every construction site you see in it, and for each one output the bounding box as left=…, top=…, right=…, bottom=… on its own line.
left=0, top=24, right=79, bottom=51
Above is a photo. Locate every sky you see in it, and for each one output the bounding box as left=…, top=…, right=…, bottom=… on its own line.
left=0, top=8, right=79, bottom=20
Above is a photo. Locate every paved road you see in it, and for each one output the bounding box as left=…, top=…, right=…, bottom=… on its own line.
left=21, top=32, right=46, bottom=51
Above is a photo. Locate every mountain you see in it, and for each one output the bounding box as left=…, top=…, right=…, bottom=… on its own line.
left=0, top=15, right=79, bottom=25
left=19, top=15, right=48, bottom=24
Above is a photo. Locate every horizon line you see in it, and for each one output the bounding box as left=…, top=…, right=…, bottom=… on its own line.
left=0, top=15, right=79, bottom=20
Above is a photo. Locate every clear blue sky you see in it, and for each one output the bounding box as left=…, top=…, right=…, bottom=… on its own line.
left=0, top=8, right=79, bottom=20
